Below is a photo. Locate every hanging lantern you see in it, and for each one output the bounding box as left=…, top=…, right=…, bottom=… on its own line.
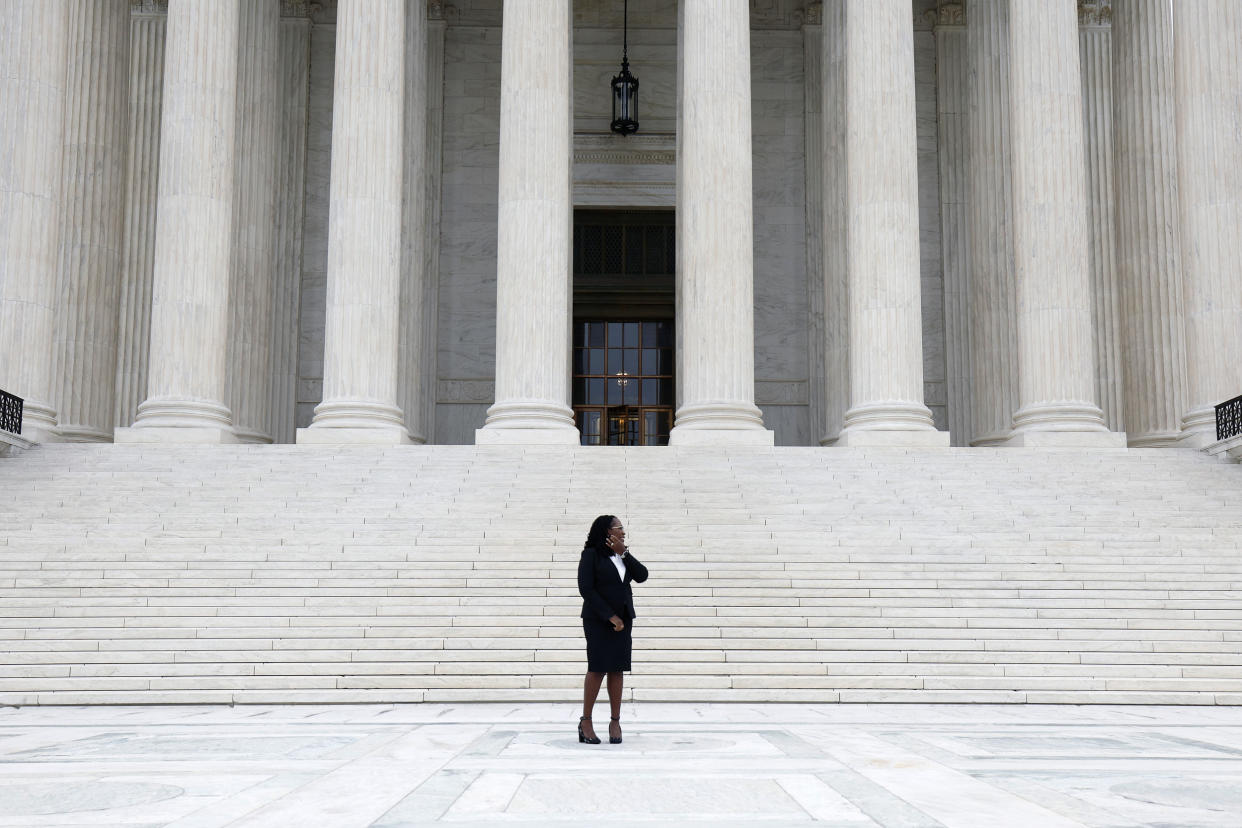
left=610, top=0, right=639, bottom=135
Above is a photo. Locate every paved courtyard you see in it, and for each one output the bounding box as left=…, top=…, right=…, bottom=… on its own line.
left=0, top=703, right=1239, bottom=827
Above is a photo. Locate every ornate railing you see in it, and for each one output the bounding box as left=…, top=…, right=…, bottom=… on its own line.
left=1217, top=394, right=1242, bottom=442
left=0, top=389, right=22, bottom=436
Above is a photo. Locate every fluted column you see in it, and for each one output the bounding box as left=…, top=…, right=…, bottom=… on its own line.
left=1112, top=0, right=1187, bottom=446
left=802, top=6, right=827, bottom=445
left=269, top=5, right=311, bottom=445
left=966, top=0, right=1018, bottom=446
left=226, top=0, right=279, bottom=444
left=0, top=0, right=70, bottom=442
left=668, top=0, right=772, bottom=446
left=399, top=0, right=429, bottom=444
left=113, top=3, right=166, bottom=431
left=475, top=0, right=577, bottom=444
left=118, top=0, right=242, bottom=443
left=1005, top=0, right=1122, bottom=446
left=418, top=12, right=447, bottom=443
left=833, top=0, right=945, bottom=446
left=298, top=0, right=411, bottom=444
left=931, top=3, right=970, bottom=446
left=1173, top=0, right=1242, bottom=447
left=50, top=0, right=130, bottom=442
left=819, top=0, right=849, bottom=444
left=1078, top=2, right=1124, bottom=433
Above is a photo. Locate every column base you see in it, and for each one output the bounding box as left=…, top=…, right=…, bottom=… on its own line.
left=55, top=425, right=114, bottom=443
left=668, top=426, right=774, bottom=447
left=115, top=426, right=240, bottom=444
left=831, top=428, right=950, bottom=448
left=296, top=426, right=413, bottom=445
left=1177, top=407, right=1217, bottom=449
left=1003, top=430, right=1127, bottom=448
left=475, top=425, right=579, bottom=445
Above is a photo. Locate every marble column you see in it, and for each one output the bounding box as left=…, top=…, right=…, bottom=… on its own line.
left=1112, top=0, right=1187, bottom=446
left=833, top=0, right=945, bottom=446
left=802, top=6, right=827, bottom=445
left=399, top=0, right=429, bottom=445
left=226, top=0, right=280, bottom=444
left=1172, top=0, right=1242, bottom=447
left=118, top=0, right=242, bottom=443
left=113, top=3, right=166, bottom=431
left=668, top=0, right=773, bottom=446
left=51, top=0, right=130, bottom=442
left=0, top=0, right=70, bottom=442
left=931, top=3, right=971, bottom=447
left=1005, top=0, right=1122, bottom=446
left=298, top=0, right=411, bottom=444
left=269, top=5, right=312, bottom=445
left=819, top=0, right=849, bottom=445
left=1078, top=2, right=1124, bottom=433
left=419, top=13, right=447, bottom=443
left=966, top=0, right=1018, bottom=446
left=475, top=0, right=577, bottom=444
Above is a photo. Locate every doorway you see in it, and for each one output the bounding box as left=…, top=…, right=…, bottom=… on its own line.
left=573, top=210, right=675, bottom=446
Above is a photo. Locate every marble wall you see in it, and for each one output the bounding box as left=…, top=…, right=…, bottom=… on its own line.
left=296, top=2, right=948, bottom=447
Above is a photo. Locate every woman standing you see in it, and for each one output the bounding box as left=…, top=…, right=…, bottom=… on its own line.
left=577, top=514, right=648, bottom=744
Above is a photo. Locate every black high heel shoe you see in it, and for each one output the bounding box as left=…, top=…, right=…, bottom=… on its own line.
left=578, top=716, right=600, bottom=744
left=609, top=716, right=622, bottom=744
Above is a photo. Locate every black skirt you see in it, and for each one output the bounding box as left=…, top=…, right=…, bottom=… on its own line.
left=583, top=616, right=633, bottom=672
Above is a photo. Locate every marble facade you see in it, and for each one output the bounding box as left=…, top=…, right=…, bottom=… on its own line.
left=2, top=0, right=1240, bottom=449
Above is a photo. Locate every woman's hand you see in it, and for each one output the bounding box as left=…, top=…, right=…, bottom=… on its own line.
left=606, top=535, right=627, bottom=556
left=609, top=615, right=625, bottom=631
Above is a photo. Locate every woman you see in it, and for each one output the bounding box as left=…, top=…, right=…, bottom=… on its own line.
left=577, top=514, right=648, bottom=745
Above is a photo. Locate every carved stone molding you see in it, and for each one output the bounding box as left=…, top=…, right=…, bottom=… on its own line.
left=129, top=0, right=167, bottom=14
left=925, top=2, right=966, bottom=29
left=574, top=134, right=676, bottom=166
left=1078, top=0, right=1112, bottom=27
left=279, top=0, right=319, bottom=19
left=801, top=1, right=822, bottom=27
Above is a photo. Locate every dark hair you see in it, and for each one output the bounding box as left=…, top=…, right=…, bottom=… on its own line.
left=584, top=514, right=617, bottom=556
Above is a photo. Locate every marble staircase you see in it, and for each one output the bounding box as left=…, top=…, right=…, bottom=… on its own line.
left=1, top=444, right=1241, bottom=705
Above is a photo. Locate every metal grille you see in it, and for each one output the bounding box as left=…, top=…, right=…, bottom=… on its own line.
left=0, top=389, right=23, bottom=435
left=574, top=220, right=675, bottom=277
left=1217, top=394, right=1242, bottom=441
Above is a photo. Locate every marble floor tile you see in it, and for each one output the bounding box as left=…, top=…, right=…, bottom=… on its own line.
left=0, top=704, right=1238, bottom=827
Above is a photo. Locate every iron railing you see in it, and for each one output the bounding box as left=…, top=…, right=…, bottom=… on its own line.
left=1217, top=394, right=1242, bottom=442
left=0, top=389, right=22, bottom=435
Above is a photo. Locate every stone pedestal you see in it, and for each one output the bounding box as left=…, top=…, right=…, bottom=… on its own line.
left=1004, top=0, right=1122, bottom=447
left=1112, top=0, right=1188, bottom=447
left=1172, top=0, right=1242, bottom=448
left=834, top=0, right=946, bottom=448
left=113, top=5, right=165, bottom=432
left=966, top=0, right=1018, bottom=447
left=298, top=0, right=412, bottom=445
left=476, top=0, right=578, bottom=445
left=119, top=0, right=241, bottom=444
left=52, top=0, right=130, bottom=443
left=668, top=0, right=772, bottom=447
left=0, top=0, right=70, bottom=443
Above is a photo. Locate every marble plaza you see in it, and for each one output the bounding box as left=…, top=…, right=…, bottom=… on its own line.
left=1, top=703, right=1241, bottom=826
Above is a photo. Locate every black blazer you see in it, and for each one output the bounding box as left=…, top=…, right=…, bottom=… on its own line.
left=578, top=547, right=649, bottom=623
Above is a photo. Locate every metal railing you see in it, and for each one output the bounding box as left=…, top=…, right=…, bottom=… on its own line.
left=1217, top=394, right=1242, bottom=442
left=0, top=389, right=22, bottom=436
